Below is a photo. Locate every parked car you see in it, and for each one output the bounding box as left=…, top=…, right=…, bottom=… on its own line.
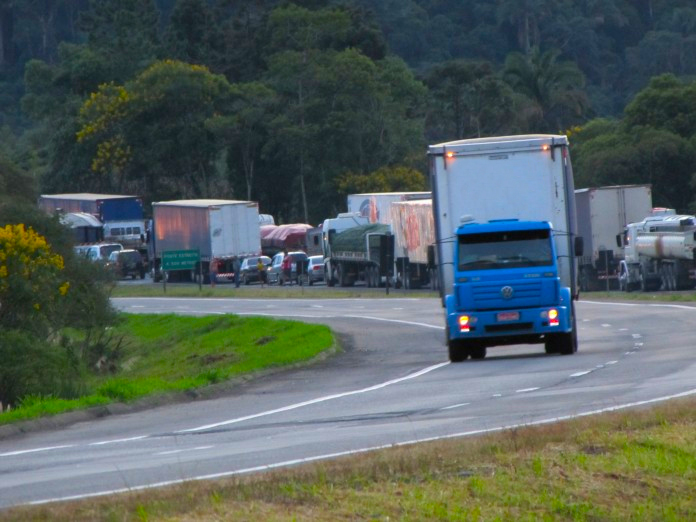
left=74, top=242, right=123, bottom=262
left=239, top=256, right=271, bottom=285
left=268, top=251, right=309, bottom=285
left=306, top=255, right=325, bottom=285
left=106, top=249, right=146, bottom=279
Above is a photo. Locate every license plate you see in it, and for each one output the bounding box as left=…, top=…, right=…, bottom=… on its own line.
left=497, top=311, right=519, bottom=322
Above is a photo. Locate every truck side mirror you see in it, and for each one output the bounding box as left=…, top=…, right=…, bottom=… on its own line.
left=615, top=234, right=622, bottom=248
left=574, top=236, right=584, bottom=257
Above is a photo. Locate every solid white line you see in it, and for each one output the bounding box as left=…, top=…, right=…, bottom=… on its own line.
left=570, top=370, right=591, bottom=377
left=515, top=388, right=539, bottom=393
left=176, top=361, right=450, bottom=433
left=30, top=387, right=696, bottom=507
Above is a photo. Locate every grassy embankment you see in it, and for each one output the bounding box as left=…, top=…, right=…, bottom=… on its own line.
left=0, top=314, right=335, bottom=425
left=5, top=396, right=696, bottom=521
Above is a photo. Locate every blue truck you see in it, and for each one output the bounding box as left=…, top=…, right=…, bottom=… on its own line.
left=428, top=135, right=583, bottom=361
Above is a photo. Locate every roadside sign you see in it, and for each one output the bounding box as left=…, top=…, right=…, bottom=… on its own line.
left=161, top=249, right=199, bottom=271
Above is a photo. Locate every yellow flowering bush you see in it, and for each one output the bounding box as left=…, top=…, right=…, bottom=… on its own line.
left=0, top=224, right=69, bottom=329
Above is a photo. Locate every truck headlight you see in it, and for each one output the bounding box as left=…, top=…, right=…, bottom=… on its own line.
left=542, top=309, right=560, bottom=326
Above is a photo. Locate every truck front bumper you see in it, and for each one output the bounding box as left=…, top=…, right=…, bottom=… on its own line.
left=446, top=300, right=571, bottom=345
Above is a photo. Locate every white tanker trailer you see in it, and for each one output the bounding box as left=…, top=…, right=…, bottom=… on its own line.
left=616, top=209, right=696, bottom=291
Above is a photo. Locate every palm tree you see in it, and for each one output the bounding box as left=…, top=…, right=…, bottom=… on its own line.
left=503, top=46, right=589, bottom=132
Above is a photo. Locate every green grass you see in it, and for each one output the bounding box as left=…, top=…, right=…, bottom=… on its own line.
left=6, top=397, right=696, bottom=521
left=0, top=314, right=335, bottom=425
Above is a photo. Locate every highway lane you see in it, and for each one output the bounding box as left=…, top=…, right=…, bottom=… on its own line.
left=1, top=297, right=696, bottom=508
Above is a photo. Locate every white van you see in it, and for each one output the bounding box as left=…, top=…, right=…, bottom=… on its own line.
left=74, top=242, right=123, bottom=262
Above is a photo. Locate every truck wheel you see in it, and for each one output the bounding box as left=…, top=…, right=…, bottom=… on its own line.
left=337, top=263, right=347, bottom=287
left=639, top=268, right=648, bottom=292
left=447, top=330, right=468, bottom=362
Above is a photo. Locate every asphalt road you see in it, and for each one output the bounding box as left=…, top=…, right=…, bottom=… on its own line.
left=1, top=297, right=696, bottom=508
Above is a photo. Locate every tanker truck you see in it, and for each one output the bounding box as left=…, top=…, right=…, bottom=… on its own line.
left=616, top=209, right=696, bottom=291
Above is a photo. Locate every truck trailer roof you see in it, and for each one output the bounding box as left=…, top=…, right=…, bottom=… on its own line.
left=154, top=199, right=256, bottom=207
left=40, top=193, right=139, bottom=201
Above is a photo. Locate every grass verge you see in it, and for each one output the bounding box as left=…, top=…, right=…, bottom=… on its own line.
left=5, top=397, right=696, bottom=521
left=0, top=314, right=335, bottom=425
left=111, top=282, right=438, bottom=299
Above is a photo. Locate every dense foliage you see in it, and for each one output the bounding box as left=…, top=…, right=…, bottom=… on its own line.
left=0, top=154, right=117, bottom=410
left=2, top=0, right=696, bottom=221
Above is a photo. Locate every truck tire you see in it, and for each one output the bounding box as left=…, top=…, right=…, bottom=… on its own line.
left=447, top=330, right=468, bottom=362
left=337, top=263, right=347, bottom=287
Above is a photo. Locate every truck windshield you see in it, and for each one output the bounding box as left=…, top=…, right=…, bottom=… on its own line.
left=458, top=229, right=553, bottom=271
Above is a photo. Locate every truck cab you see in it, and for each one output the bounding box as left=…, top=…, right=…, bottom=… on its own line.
left=446, top=219, right=577, bottom=361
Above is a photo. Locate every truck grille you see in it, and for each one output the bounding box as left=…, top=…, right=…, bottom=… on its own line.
left=471, top=281, right=543, bottom=309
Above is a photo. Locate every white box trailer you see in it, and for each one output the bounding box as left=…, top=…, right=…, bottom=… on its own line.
left=152, top=199, right=261, bottom=282
left=429, top=134, right=580, bottom=301
left=347, top=192, right=430, bottom=224
left=575, top=184, right=652, bottom=291
left=390, top=199, right=437, bottom=288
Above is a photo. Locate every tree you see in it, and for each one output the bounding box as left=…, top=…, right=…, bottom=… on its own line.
left=76, top=60, right=233, bottom=202
left=503, top=46, right=589, bottom=132
left=623, top=73, right=696, bottom=138
left=425, top=59, right=514, bottom=140
left=163, top=0, right=215, bottom=65
left=78, top=0, right=160, bottom=82
left=206, top=81, right=278, bottom=201
left=336, top=165, right=427, bottom=195
left=0, top=223, right=69, bottom=332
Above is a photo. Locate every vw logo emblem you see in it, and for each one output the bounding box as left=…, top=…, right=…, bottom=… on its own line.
left=501, top=286, right=514, bottom=299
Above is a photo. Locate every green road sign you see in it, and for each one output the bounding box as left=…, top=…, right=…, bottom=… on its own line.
left=161, top=249, right=199, bottom=271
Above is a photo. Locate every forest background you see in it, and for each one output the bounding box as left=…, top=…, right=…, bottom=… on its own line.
left=2, top=0, right=696, bottom=225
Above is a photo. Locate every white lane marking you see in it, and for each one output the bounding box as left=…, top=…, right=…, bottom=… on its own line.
left=606, top=360, right=618, bottom=365
left=90, top=436, right=148, bottom=446
left=155, top=446, right=213, bottom=456
left=311, top=305, right=323, bottom=308
left=618, top=328, right=628, bottom=331
left=440, top=402, right=470, bottom=410
left=177, top=361, right=451, bottom=433
left=344, top=315, right=443, bottom=330
left=0, top=445, right=75, bottom=457
left=632, top=334, right=642, bottom=339
left=601, top=323, right=611, bottom=327
left=232, top=312, right=444, bottom=331
left=492, top=394, right=502, bottom=398
left=130, top=305, right=145, bottom=308
left=570, top=370, right=591, bottom=378
left=515, top=388, right=539, bottom=393
left=583, top=300, right=696, bottom=311
left=31, top=387, right=696, bottom=507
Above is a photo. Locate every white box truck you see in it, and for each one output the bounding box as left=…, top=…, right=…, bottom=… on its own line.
left=575, top=184, right=652, bottom=291
left=428, top=135, right=582, bottom=361
left=151, top=199, right=261, bottom=282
